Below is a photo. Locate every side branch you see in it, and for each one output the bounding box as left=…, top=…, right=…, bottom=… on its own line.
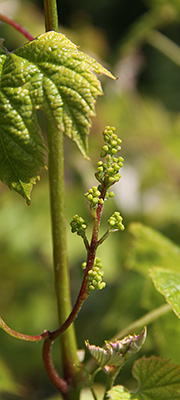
left=0, top=316, right=50, bottom=342
left=48, top=182, right=107, bottom=342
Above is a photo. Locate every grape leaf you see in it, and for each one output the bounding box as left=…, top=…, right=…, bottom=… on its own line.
left=0, top=31, right=114, bottom=204
left=127, top=223, right=180, bottom=274
left=107, top=357, right=180, bottom=400
left=150, top=267, right=180, bottom=318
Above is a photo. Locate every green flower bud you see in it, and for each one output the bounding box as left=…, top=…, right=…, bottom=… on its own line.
left=85, top=186, right=104, bottom=208
left=86, top=257, right=106, bottom=293
left=108, top=212, right=125, bottom=231
left=82, top=262, right=87, bottom=270
left=70, top=214, right=87, bottom=236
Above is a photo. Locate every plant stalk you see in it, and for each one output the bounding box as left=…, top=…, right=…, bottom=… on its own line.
left=43, top=1, right=80, bottom=396
left=43, top=0, right=59, bottom=32
left=47, top=123, right=80, bottom=387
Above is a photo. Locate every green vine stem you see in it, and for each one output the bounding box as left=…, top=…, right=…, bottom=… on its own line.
left=43, top=0, right=59, bottom=32
left=0, top=12, right=34, bottom=41
left=43, top=0, right=80, bottom=395
left=47, top=122, right=79, bottom=384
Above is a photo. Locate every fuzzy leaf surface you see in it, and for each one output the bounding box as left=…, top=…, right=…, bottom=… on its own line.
left=150, top=267, right=180, bottom=318
left=0, top=31, right=114, bottom=203
left=107, top=357, right=180, bottom=400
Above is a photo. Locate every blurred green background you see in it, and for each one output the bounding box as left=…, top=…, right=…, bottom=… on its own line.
left=0, top=0, right=180, bottom=399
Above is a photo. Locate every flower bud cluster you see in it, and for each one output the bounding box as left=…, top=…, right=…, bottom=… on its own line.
left=101, top=126, right=122, bottom=157
left=108, top=211, right=124, bottom=231
left=95, top=127, right=124, bottom=189
left=83, top=258, right=106, bottom=292
left=84, top=186, right=104, bottom=208
left=70, top=214, right=87, bottom=236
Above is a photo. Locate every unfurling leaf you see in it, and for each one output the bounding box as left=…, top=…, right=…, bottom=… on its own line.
left=107, top=357, right=180, bottom=400
left=0, top=31, right=115, bottom=203
left=85, top=327, right=146, bottom=371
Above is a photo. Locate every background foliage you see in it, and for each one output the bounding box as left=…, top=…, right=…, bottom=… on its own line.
left=0, top=0, right=180, bottom=399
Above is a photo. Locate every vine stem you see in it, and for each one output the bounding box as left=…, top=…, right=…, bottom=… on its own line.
left=50, top=182, right=107, bottom=341
left=42, top=176, right=107, bottom=395
left=43, top=0, right=81, bottom=397
left=43, top=0, right=59, bottom=32
left=47, top=122, right=80, bottom=386
left=0, top=12, right=34, bottom=41
left=43, top=338, right=69, bottom=394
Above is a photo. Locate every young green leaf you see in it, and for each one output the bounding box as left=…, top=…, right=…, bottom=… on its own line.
left=107, top=385, right=134, bottom=399
left=150, top=267, right=180, bottom=318
left=107, top=357, right=180, bottom=399
left=0, top=32, right=115, bottom=203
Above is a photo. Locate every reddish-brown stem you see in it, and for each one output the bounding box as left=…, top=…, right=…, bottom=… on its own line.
left=42, top=182, right=107, bottom=390
left=1, top=183, right=106, bottom=339
left=48, top=181, right=107, bottom=342
left=0, top=12, right=34, bottom=41
left=1, top=181, right=107, bottom=391
left=43, top=337, right=69, bottom=394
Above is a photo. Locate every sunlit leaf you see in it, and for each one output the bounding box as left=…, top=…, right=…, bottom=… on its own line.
left=150, top=267, right=180, bottom=318
left=0, top=31, right=114, bottom=203
left=107, top=357, right=180, bottom=399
